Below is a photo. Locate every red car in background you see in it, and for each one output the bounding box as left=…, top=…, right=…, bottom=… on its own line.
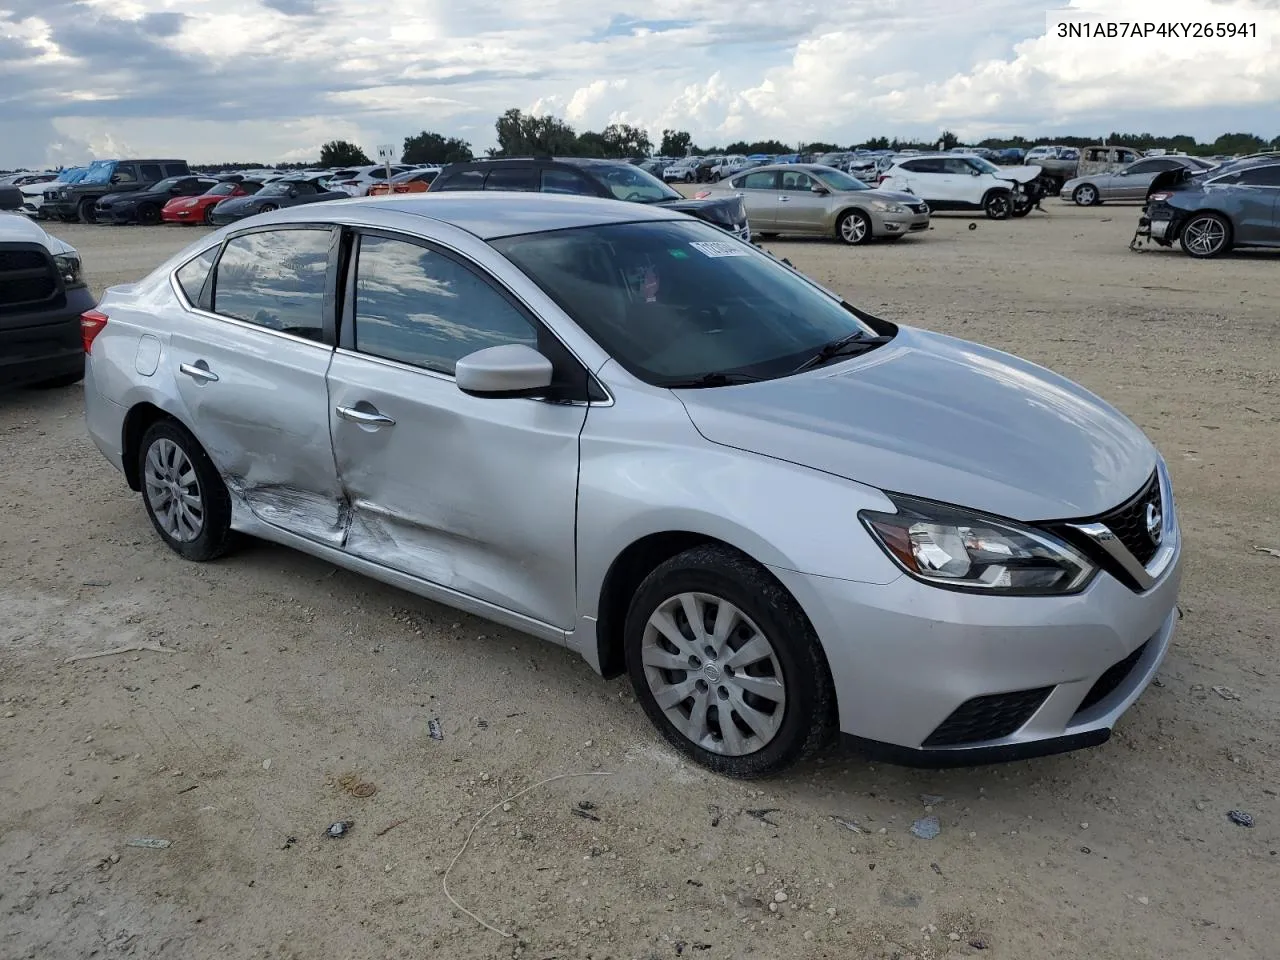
left=162, top=180, right=264, bottom=225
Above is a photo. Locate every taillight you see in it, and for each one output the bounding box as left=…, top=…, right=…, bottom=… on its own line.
left=1148, top=192, right=1171, bottom=202
left=81, top=309, right=108, bottom=354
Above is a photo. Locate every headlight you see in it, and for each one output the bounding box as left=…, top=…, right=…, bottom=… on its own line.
left=54, top=253, right=85, bottom=289
left=870, top=200, right=908, bottom=214
left=860, top=493, right=1096, bottom=595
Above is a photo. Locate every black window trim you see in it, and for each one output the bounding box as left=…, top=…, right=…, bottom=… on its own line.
left=539, top=166, right=605, bottom=197
left=183, top=222, right=342, bottom=348
left=733, top=170, right=780, bottom=191
left=335, top=226, right=606, bottom=405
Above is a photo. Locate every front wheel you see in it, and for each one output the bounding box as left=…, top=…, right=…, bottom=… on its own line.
left=624, top=545, right=837, bottom=778
left=1011, top=194, right=1033, bottom=218
left=983, top=191, right=1012, bottom=220
left=138, top=420, right=236, bottom=562
left=836, top=209, right=872, bottom=245
left=1180, top=213, right=1231, bottom=258
left=77, top=198, right=97, bottom=224
left=258, top=203, right=278, bottom=213
left=1072, top=184, right=1099, bottom=206
left=136, top=203, right=160, bottom=225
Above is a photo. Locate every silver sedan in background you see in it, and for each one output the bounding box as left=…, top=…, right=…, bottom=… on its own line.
left=1063, top=154, right=1216, bottom=205
left=82, top=194, right=1180, bottom=777
left=698, top=163, right=930, bottom=244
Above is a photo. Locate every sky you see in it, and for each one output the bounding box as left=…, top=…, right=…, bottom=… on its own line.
left=1, top=0, right=1278, bottom=168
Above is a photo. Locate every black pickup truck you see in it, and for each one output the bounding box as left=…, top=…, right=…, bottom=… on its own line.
left=42, top=159, right=191, bottom=223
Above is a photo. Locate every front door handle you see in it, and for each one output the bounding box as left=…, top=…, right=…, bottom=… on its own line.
left=336, top=405, right=396, bottom=427
left=778, top=196, right=791, bottom=202
left=179, top=362, right=218, bottom=383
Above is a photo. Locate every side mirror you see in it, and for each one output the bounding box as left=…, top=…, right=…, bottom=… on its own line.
left=0, top=185, right=22, bottom=211
left=455, top=344, right=553, bottom=398
left=970, top=169, right=981, bottom=176
left=170, top=185, right=183, bottom=193
left=811, top=185, right=829, bottom=194
left=287, top=187, right=299, bottom=198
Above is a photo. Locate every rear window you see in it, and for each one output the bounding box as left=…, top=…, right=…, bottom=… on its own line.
left=437, top=169, right=485, bottom=191
left=175, top=247, right=218, bottom=307
left=140, top=164, right=163, bottom=181
left=163, top=163, right=189, bottom=177
left=211, top=228, right=332, bottom=340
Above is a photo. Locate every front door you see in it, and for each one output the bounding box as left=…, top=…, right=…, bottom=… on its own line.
left=1224, top=164, right=1280, bottom=243
left=774, top=170, right=829, bottom=230
left=325, top=231, right=587, bottom=629
left=727, top=170, right=780, bottom=227
left=168, top=226, right=347, bottom=544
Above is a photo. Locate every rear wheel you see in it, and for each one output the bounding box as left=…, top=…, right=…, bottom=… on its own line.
left=138, top=420, right=236, bottom=562
left=1180, top=213, right=1231, bottom=258
left=624, top=545, right=836, bottom=778
left=836, top=209, right=873, bottom=245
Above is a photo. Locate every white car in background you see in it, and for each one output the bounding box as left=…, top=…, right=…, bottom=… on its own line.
left=326, top=164, right=415, bottom=197
left=878, top=153, right=1044, bottom=219
left=663, top=158, right=699, bottom=183
left=710, top=155, right=748, bottom=180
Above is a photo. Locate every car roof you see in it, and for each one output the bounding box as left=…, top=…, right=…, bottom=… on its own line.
left=729, top=163, right=837, bottom=174
left=447, top=157, right=634, bottom=170
left=240, top=192, right=690, bottom=240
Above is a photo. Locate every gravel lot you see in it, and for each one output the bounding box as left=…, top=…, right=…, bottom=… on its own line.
left=2, top=207, right=1277, bottom=960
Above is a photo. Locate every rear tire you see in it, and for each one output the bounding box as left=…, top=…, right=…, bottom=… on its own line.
left=1179, top=212, right=1231, bottom=258
left=624, top=545, right=837, bottom=778
left=138, top=419, right=236, bottom=562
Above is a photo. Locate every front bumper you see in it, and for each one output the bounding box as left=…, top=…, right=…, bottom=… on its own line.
left=872, top=209, right=931, bottom=236
left=95, top=205, right=138, bottom=224
left=0, top=286, right=94, bottom=390
left=162, top=206, right=200, bottom=223
left=41, top=199, right=79, bottom=219
left=770, top=517, right=1182, bottom=764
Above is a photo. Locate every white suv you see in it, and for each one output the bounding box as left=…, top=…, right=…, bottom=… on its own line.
left=662, top=158, right=699, bottom=183
left=878, top=153, right=1043, bottom=219
left=710, top=155, right=748, bottom=180
left=326, top=164, right=414, bottom=197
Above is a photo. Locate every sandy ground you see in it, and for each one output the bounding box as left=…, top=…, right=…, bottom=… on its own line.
left=1, top=205, right=1277, bottom=960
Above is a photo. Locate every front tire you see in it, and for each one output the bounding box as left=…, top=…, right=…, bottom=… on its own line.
left=203, top=204, right=218, bottom=225
left=137, top=203, right=160, bottom=225
left=258, top=203, right=278, bottom=213
left=138, top=420, right=236, bottom=562
left=836, top=209, right=872, bottom=245
left=1072, top=184, right=1100, bottom=206
left=983, top=191, right=1012, bottom=220
left=1180, top=213, right=1231, bottom=258
left=77, top=198, right=97, bottom=224
left=624, top=545, right=836, bottom=778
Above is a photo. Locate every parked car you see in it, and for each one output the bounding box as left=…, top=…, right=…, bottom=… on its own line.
left=1062, top=155, right=1215, bottom=206
left=878, top=153, right=1043, bottom=218
left=662, top=157, right=699, bottom=183
left=163, top=180, right=265, bottom=226
left=327, top=164, right=415, bottom=197
left=95, top=176, right=221, bottom=225
left=367, top=167, right=441, bottom=196
left=428, top=157, right=750, bottom=241
left=699, top=164, right=929, bottom=244
left=42, top=159, right=192, bottom=223
left=709, top=155, right=748, bottom=180
left=1073, top=145, right=1142, bottom=180
left=1, top=195, right=93, bottom=390
left=81, top=193, right=1182, bottom=776
left=20, top=167, right=88, bottom=218
left=1136, top=157, right=1280, bottom=258
left=1020, top=146, right=1080, bottom=194
left=207, top=175, right=347, bottom=226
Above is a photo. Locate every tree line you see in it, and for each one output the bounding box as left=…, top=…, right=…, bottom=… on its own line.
left=195, top=117, right=1280, bottom=171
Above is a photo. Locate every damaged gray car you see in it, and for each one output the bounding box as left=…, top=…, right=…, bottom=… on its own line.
left=84, top=194, right=1180, bottom=778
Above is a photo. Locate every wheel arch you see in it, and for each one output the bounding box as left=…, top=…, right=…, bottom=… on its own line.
left=122, top=401, right=187, bottom=491
left=1175, top=207, right=1235, bottom=242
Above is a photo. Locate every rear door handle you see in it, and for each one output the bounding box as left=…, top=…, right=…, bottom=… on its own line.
left=778, top=196, right=791, bottom=202
left=336, top=405, right=396, bottom=426
left=179, top=362, right=218, bottom=383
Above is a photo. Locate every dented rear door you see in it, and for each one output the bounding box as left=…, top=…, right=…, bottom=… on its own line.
left=325, top=231, right=586, bottom=629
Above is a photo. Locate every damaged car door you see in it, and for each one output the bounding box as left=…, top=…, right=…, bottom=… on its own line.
left=324, top=230, right=587, bottom=629
left=169, top=225, right=347, bottom=543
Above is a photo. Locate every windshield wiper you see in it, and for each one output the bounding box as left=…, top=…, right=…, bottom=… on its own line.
left=663, top=372, right=762, bottom=388
left=790, top=333, right=891, bottom=374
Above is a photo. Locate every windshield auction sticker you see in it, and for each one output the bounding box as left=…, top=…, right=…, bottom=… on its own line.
left=689, top=241, right=749, bottom=257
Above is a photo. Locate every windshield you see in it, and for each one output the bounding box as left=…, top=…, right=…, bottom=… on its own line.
left=812, top=167, right=869, bottom=191
left=596, top=164, right=681, bottom=202
left=80, top=162, right=118, bottom=185
left=206, top=182, right=240, bottom=196
left=491, top=219, right=881, bottom=385
left=147, top=177, right=184, bottom=193
left=259, top=181, right=296, bottom=196
left=966, top=156, right=1002, bottom=174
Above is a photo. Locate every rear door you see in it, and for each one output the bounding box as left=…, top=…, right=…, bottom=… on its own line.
left=324, top=229, right=588, bottom=628
left=726, top=170, right=780, bottom=227
left=167, top=226, right=347, bottom=544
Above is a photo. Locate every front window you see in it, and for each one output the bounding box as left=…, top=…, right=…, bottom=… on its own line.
left=205, top=182, right=240, bottom=196
left=258, top=181, right=295, bottom=196
left=147, top=177, right=185, bottom=193
left=492, top=219, right=883, bottom=385
left=811, top=168, right=869, bottom=191
left=594, top=164, right=681, bottom=202
left=964, top=156, right=1001, bottom=174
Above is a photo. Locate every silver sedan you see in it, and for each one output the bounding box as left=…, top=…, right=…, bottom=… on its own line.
left=1062, top=155, right=1215, bottom=205
left=83, top=194, right=1181, bottom=776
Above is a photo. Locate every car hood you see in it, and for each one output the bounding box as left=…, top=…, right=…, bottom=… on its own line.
left=995, top=165, right=1042, bottom=184
left=852, top=188, right=924, bottom=205
left=675, top=326, right=1155, bottom=521
left=0, top=211, right=75, bottom=254
left=655, top=195, right=747, bottom=228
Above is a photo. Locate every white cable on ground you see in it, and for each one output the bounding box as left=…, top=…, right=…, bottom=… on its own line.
left=442, top=770, right=615, bottom=938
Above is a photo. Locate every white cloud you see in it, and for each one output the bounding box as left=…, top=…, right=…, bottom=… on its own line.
left=0, top=0, right=1277, bottom=167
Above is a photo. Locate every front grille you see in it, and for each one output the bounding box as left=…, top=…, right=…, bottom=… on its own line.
left=1074, top=640, right=1149, bottom=715
left=1096, top=471, right=1162, bottom=565
left=922, top=687, right=1053, bottom=747
left=0, top=244, right=60, bottom=311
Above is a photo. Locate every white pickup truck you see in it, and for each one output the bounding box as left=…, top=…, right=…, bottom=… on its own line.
left=1, top=189, right=93, bottom=390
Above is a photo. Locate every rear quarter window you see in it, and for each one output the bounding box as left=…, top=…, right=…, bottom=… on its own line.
left=174, top=247, right=218, bottom=308
left=437, top=169, right=486, bottom=191
left=211, top=229, right=332, bottom=340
